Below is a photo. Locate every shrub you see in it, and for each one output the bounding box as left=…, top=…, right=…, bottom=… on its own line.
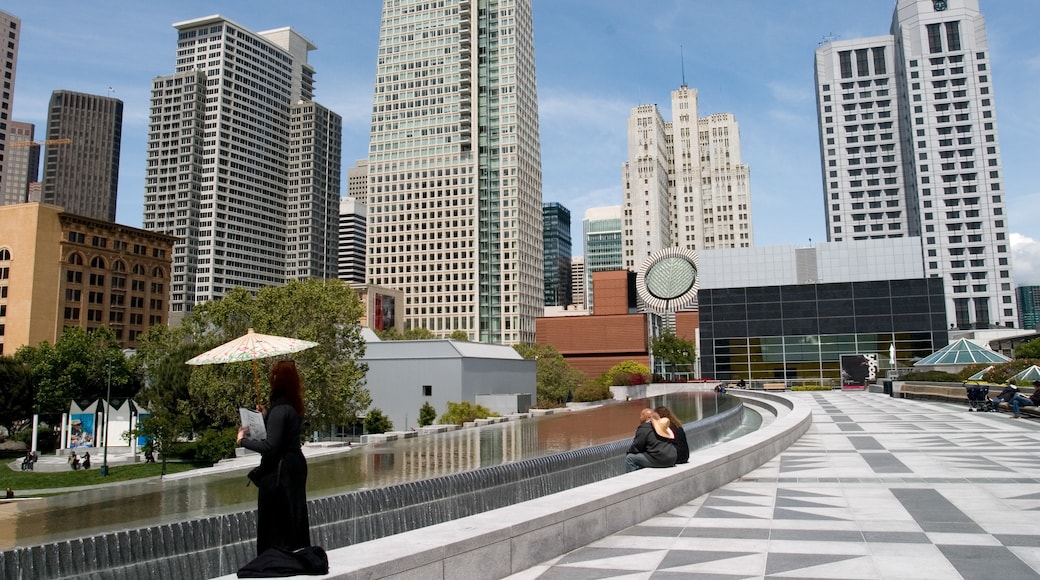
left=899, top=370, right=962, bottom=382
left=572, top=382, right=612, bottom=402
left=364, top=408, right=394, bottom=434
left=418, top=402, right=437, bottom=427
left=791, top=385, right=833, bottom=391
left=438, top=401, right=498, bottom=425
left=193, top=427, right=236, bottom=464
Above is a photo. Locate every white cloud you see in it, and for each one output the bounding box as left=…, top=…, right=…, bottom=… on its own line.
left=1012, top=233, right=1040, bottom=287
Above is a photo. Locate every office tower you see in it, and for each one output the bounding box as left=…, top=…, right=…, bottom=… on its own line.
left=347, top=159, right=368, bottom=205
left=1, top=121, right=37, bottom=205
left=143, top=16, right=338, bottom=323
left=41, top=91, right=123, bottom=221
left=0, top=12, right=20, bottom=198
left=582, top=206, right=623, bottom=309
left=570, top=256, right=585, bottom=307
left=286, top=101, right=341, bottom=281
left=1018, top=286, right=1040, bottom=331
left=338, top=197, right=366, bottom=285
left=621, top=84, right=753, bottom=272
left=543, top=202, right=572, bottom=307
left=366, top=0, right=543, bottom=344
left=815, top=0, right=1016, bottom=329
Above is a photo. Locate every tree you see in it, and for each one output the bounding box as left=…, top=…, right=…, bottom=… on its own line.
left=378, top=326, right=435, bottom=341
left=449, top=330, right=470, bottom=341
left=131, top=337, right=204, bottom=473
left=15, top=326, right=135, bottom=419
left=651, top=331, right=696, bottom=378
left=1016, top=339, right=1040, bottom=359
left=364, top=408, right=393, bottom=434
left=418, top=401, right=437, bottom=427
left=513, top=342, right=585, bottom=406
left=0, top=356, right=34, bottom=436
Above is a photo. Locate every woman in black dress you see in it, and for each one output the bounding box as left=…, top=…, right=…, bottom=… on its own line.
left=655, top=405, right=689, bottom=464
left=237, top=360, right=310, bottom=555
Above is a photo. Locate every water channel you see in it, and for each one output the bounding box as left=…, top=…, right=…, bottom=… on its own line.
left=0, top=390, right=742, bottom=551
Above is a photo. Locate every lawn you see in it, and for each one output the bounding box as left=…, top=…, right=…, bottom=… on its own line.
left=1, top=460, right=208, bottom=493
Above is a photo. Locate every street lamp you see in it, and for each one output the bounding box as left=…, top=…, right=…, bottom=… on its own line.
left=100, top=364, right=111, bottom=477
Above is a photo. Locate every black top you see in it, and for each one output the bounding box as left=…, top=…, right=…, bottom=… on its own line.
left=627, top=422, right=677, bottom=468
left=242, top=397, right=302, bottom=461
left=670, top=426, right=690, bottom=464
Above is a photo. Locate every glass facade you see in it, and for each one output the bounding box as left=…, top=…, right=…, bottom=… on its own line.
left=543, top=202, right=572, bottom=307
left=700, top=278, right=948, bottom=383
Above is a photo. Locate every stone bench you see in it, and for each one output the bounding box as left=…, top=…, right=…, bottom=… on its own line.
left=763, top=383, right=787, bottom=391
left=898, top=384, right=966, bottom=403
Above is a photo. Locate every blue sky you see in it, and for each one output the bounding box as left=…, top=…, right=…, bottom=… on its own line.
left=6, top=0, right=1039, bottom=285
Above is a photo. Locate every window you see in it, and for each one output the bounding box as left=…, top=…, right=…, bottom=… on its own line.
left=927, top=23, right=943, bottom=53
left=422, top=385, right=432, bottom=397
left=945, top=21, right=961, bottom=51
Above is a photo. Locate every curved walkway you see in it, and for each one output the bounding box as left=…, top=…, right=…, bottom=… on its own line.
left=512, top=391, right=1040, bottom=580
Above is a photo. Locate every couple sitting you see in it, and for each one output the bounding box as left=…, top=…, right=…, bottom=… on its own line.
left=992, top=380, right=1040, bottom=418
left=624, top=407, right=689, bottom=472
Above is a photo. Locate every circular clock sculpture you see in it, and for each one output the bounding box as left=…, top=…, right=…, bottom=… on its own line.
left=933, top=0, right=948, bottom=11
left=636, top=247, right=699, bottom=313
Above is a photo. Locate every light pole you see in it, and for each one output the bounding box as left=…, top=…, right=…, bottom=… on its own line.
left=100, top=364, right=111, bottom=477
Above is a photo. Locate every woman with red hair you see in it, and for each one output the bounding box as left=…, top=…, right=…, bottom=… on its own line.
left=237, top=360, right=310, bottom=555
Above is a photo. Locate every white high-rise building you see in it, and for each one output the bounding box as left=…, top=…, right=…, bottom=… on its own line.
left=142, top=16, right=340, bottom=323
left=366, top=0, right=543, bottom=344
left=338, top=197, right=366, bottom=285
left=815, top=0, right=1016, bottom=329
left=347, top=159, right=368, bottom=206
left=622, top=85, right=753, bottom=272
left=570, top=256, right=585, bottom=308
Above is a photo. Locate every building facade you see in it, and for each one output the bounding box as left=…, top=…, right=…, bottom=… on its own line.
left=570, top=256, right=585, bottom=308
left=1019, top=286, right=1040, bottom=331
left=42, top=90, right=123, bottom=222
left=698, top=239, right=947, bottom=383
left=142, top=16, right=338, bottom=324
left=0, top=203, right=176, bottom=354
left=815, top=0, right=1016, bottom=330
left=0, top=11, right=20, bottom=199
left=338, top=197, right=366, bottom=285
left=346, top=159, right=368, bottom=205
left=366, top=0, right=543, bottom=344
left=582, top=206, right=623, bottom=310
left=542, top=202, right=571, bottom=307
left=621, top=84, right=753, bottom=273
left=1, top=121, right=37, bottom=206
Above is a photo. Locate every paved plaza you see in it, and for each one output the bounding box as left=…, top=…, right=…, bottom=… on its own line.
left=510, top=391, right=1040, bottom=580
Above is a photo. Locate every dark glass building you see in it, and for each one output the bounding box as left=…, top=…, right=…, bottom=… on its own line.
left=543, top=202, right=572, bottom=307
left=700, top=277, right=948, bottom=383
left=1019, top=286, right=1040, bottom=331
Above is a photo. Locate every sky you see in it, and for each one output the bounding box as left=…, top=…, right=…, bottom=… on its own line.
left=5, top=0, right=1039, bottom=286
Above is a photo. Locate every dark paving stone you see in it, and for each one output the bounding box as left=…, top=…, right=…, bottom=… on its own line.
left=765, top=552, right=862, bottom=575
left=861, top=530, right=931, bottom=543
left=770, top=529, right=864, bottom=542
left=680, top=527, right=770, bottom=540
left=861, top=452, right=912, bottom=474
left=938, top=544, right=1036, bottom=580
left=993, top=533, right=1040, bottom=547
left=659, top=549, right=758, bottom=568
left=772, top=507, right=848, bottom=521
left=555, top=547, right=651, bottom=566
left=892, top=488, right=983, bottom=532
left=847, top=436, right=885, bottom=450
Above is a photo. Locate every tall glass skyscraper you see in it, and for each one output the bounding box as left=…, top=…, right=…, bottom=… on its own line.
left=542, top=202, right=572, bottom=307
left=142, top=16, right=340, bottom=323
left=366, top=0, right=543, bottom=344
left=815, top=0, right=1016, bottom=330
left=582, top=206, right=623, bottom=310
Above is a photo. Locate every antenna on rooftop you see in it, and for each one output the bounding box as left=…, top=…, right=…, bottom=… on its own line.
left=680, top=45, right=687, bottom=88
left=819, top=33, right=839, bottom=46
left=108, top=86, right=116, bottom=98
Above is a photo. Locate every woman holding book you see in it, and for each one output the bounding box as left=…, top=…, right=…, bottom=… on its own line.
left=237, top=360, right=310, bottom=555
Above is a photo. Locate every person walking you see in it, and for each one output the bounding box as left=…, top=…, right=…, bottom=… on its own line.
left=624, top=408, right=677, bottom=472
left=237, top=360, right=311, bottom=556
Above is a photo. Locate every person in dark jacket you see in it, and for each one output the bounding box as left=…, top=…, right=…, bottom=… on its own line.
left=991, top=384, right=1019, bottom=413
left=655, top=406, right=689, bottom=464
left=237, top=360, right=311, bottom=556
left=625, top=408, right=677, bottom=472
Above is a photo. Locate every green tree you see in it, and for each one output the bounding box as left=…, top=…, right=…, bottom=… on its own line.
left=418, top=401, right=437, bottom=427
left=15, top=327, right=135, bottom=418
left=1016, top=339, right=1040, bottom=359
left=600, top=360, right=651, bottom=386
left=364, top=408, right=393, bottom=434
left=449, top=330, right=470, bottom=341
left=0, top=356, right=34, bottom=435
left=651, top=331, right=696, bottom=377
left=438, top=401, right=498, bottom=425
left=378, top=326, right=436, bottom=341
left=513, top=342, right=585, bottom=406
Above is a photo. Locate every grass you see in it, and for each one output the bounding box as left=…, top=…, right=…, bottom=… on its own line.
left=0, top=460, right=210, bottom=492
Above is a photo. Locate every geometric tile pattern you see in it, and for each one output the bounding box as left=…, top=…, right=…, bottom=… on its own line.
left=508, top=391, right=1040, bottom=579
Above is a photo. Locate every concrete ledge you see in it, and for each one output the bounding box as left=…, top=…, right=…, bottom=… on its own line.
left=296, top=391, right=810, bottom=580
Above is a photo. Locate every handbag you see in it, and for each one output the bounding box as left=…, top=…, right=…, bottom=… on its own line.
left=247, top=459, right=281, bottom=491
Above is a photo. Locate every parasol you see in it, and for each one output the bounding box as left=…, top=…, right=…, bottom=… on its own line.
left=186, top=328, right=318, bottom=406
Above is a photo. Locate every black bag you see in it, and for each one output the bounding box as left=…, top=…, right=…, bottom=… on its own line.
left=247, top=460, right=280, bottom=491
left=237, top=546, right=329, bottom=577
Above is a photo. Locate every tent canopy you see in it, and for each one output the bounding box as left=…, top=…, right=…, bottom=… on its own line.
left=914, top=338, right=1011, bottom=367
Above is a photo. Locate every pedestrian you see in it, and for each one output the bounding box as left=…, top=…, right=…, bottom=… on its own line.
left=82, top=452, right=91, bottom=469
left=655, top=406, right=690, bottom=464
left=4, top=488, right=13, bottom=499
left=624, top=408, right=677, bottom=472
left=237, top=360, right=311, bottom=556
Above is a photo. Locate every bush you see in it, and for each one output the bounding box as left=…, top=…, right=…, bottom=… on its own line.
left=193, top=427, right=236, bottom=464
left=11, top=426, right=58, bottom=453
left=535, top=397, right=566, bottom=409
left=364, top=408, right=393, bottom=434
left=438, top=401, right=498, bottom=425
left=418, top=402, right=437, bottom=427
left=900, top=370, right=962, bottom=382
left=572, top=382, right=613, bottom=402
left=791, top=385, right=833, bottom=391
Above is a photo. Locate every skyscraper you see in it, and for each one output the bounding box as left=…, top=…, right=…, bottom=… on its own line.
left=1018, top=286, right=1040, bottom=331
left=570, top=256, right=585, bottom=308
left=542, top=202, right=572, bottom=307
left=621, top=84, right=753, bottom=272
left=815, top=0, right=1016, bottom=329
left=338, top=197, right=366, bottom=285
left=1, top=121, right=37, bottom=206
left=142, top=16, right=339, bottom=323
left=0, top=11, right=21, bottom=198
left=346, top=159, right=368, bottom=205
left=366, top=0, right=543, bottom=344
left=582, top=206, right=623, bottom=309
left=42, top=90, right=123, bottom=221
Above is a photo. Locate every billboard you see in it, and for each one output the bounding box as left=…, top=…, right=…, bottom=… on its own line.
left=840, top=353, right=878, bottom=387
left=374, top=293, right=396, bottom=331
